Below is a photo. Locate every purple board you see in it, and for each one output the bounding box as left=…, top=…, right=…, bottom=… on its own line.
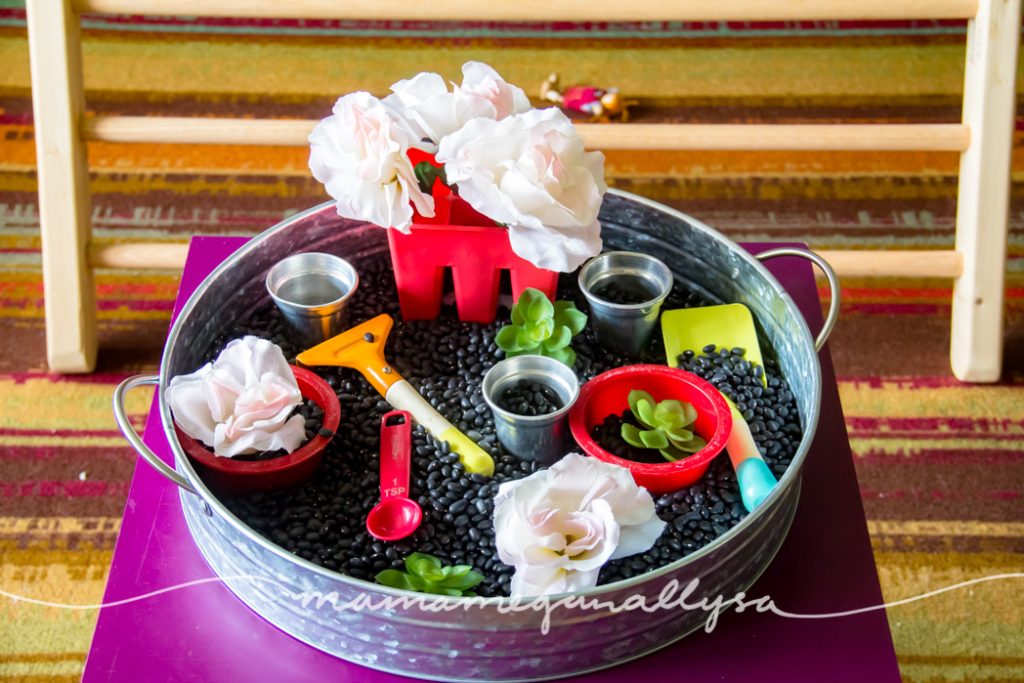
left=84, top=236, right=900, bottom=682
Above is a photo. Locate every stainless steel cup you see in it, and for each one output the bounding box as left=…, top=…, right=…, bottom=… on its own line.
left=482, top=355, right=580, bottom=465
left=578, top=251, right=674, bottom=357
left=265, top=252, right=359, bottom=347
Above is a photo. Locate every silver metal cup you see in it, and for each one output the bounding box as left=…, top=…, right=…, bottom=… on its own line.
left=482, top=355, right=580, bottom=465
left=265, top=252, right=359, bottom=347
left=578, top=251, right=674, bottom=357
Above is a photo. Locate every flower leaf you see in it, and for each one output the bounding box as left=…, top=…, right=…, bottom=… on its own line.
left=496, top=325, right=524, bottom=352
left=376, top=569, right=427, bottom=592
left=543, top=325, right=571, bottom=352
left=675, top=434, right=707, bottom=453
left=659, top=446, right=684, bottom=462
left=514, top=288, right=543, bottom=321
left=511, top=301, right=526, bottom=326
left=443, top=565, right=472, bottom=579
left=634, top=398, right=657, bottom=428
left=621, top=422, right=645, bottom=447
left=406, top=552, right=443, bottom=580
left=627, top=390, right=655, bottom=423
left=526, top=292, right=554, bottom=323
left=553, top=303, right=587, bottom=336
left=638, top=429, right=669, bottom=450
left=653, top=400, right=688, bottom=428
left=516, top=328, right=538, bottom=350
left=438, top=569, right=484, bottom=590
left=526, top=318, right=554, bottom=343
left=664, top=427, right=695, bottom=444
left=413, top=161, right=441, bottom=194
left=659, top=447, right=683, bottom=462
left=545, top=346, right=575, bottom=367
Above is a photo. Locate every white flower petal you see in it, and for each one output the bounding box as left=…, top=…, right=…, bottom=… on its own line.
left=612, top=514, right=668, bottom=560
left=506, top=218, right=603, bottom=272
left=383, top=71, right=458, bottom=149
left=167, top=365, right=217, bottom=447
left=215, top=413, right=306, bottom=458
left=560, top=567, right=602, bottom=594
left=455, top=60, right=531, bottom=122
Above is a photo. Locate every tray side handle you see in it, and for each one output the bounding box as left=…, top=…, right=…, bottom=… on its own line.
left=755, top=247, right=840, bottom=352
left=113, top=374, right=197, bottom=494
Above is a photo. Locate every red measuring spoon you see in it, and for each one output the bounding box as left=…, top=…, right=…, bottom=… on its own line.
left=366, top=410, right=423, bottom=542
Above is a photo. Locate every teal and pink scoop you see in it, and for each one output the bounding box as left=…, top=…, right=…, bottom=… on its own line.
left=661, top=303, right=778, bottom=512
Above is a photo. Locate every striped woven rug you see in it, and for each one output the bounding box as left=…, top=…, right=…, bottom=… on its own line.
left=1, top=4, right=1022, bottom=680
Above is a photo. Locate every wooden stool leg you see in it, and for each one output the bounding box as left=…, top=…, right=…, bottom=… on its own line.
left=950, top=0, right=1021, bottom=382
left=26, top=0, right=97, bottom=372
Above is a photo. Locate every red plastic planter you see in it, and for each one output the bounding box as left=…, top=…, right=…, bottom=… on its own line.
left=386, top=153, right=558, bottom=323
left=568, top=365, right=732, bottom=495
left=175, top=365, right=341, bottom=494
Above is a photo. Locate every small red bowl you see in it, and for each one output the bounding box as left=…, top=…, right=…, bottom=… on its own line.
left=568, top=365, right=732, bottom=494
left=174, top=365, right=341, bottom=494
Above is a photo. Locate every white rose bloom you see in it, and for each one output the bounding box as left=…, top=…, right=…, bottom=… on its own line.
left=437, top=107, right=607, bottom=272
left=309, top=91, right=434, bottom=233
left=167, top=336, right=306, bottom=458
left=383, top=61, right=530, bottom=152
left=493, top=453, right=666, bottom=597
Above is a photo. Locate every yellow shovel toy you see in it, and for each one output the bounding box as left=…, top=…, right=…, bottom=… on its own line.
left=661, top=304, right=777, bottom=511
left=297, top=314, right=495, bottom=477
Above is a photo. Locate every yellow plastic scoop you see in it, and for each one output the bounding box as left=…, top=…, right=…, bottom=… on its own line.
left=661, top=304, right=776, bottom=511
left=662, top=304, right=766, bottom=387
left=298, top=314, right=495, bottom=477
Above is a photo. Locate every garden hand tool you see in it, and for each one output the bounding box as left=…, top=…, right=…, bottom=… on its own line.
left=297, top=314, right=495, bottom=476
left=661, top=304, right=777, bottom=511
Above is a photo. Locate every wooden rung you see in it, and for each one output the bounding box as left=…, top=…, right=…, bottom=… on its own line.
left=88, top=241, right=189, bottom=269
left=86, top=242, right=962, bottom=281
left=816, top=249, right=963, bottom=278
left=83, top=117, right=315, bottom=147
left=73, top=0, right=978, bottom=21
left=578, top=123, right=969, bottom=152
left=83, top=117, right=971, bottom=152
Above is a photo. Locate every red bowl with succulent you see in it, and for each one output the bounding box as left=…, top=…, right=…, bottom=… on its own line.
left=568, top=364, right=732, bottom=494
left=174, top=365, right=340, bottom=494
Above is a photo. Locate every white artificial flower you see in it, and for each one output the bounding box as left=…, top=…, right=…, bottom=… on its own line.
left=436, top=107, right=607, bottom=272
left=167, top=336, right=306, bottom=458
left=493, top=453, right=666, bottom=597
left=383, top=61, right=531, bottom=152
left=309, top=91, right=434, bottom=233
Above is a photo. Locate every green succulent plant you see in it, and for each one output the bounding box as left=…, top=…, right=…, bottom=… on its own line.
left=375, top=552, right=484, bottom=597
left=621, top=389, right=707, bottom=462
left=495, top=288, right=587, bottom=367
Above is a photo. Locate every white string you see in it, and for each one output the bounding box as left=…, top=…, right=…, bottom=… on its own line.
left=0, top=575, right=278, bottom=610
left=768, top=572, right=1024, bottom=620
